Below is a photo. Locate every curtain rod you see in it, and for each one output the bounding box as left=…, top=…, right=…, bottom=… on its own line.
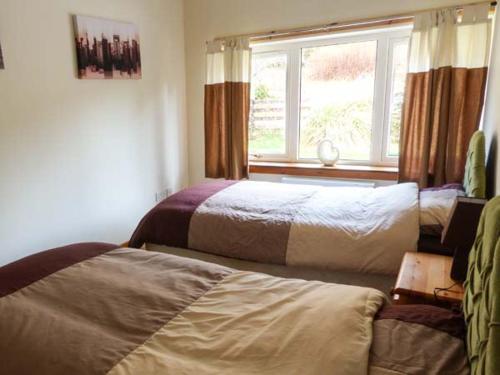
left=213, top=0, right=496, bottom=42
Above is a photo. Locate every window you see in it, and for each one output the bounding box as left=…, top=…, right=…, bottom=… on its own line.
left=300, top=41, right=377, bottom=160
left=249, top=26, right=410, bottom=166
left=249, top=53, right=287, bottom=156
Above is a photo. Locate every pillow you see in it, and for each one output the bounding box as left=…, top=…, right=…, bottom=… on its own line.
left=369, top=304, right=469, bottom=375
left=419, top=188, right=465, bottom=235
left=420, top=183, right=465, bottom=192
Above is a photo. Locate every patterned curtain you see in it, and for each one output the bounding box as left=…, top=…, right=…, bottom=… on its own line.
left=399, top=4, right=492, bottom=187
left=204, top=38, right=251, bottom=180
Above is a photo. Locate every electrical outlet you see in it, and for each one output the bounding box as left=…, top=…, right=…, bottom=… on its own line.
left=155, top=188, right=172, bottom=202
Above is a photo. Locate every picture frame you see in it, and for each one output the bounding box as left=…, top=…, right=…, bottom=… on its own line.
left=73, top=15, right=141, bottom=79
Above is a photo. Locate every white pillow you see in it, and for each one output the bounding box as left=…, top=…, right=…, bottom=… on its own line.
left=419, top=189, right=465, bottom=227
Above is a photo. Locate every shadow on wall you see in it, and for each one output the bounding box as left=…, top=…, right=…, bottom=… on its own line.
left=486, top=133, right=497, bottom=198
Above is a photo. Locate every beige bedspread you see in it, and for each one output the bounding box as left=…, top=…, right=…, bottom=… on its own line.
left=1, top=243, right=468, bottom=375
left=0, top=244, right=386, bottom=375
left=110, top=271, right=385, bottom=375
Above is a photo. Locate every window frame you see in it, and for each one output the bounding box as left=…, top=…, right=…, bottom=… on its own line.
left=249, top=25, right=412, bottom=167
left=381, top=36, right=410, bottom=164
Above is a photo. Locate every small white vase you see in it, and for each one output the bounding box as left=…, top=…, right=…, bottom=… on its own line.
left=317, top=139, right=340, bottom=166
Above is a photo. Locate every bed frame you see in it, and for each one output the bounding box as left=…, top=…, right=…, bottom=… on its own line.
left=463, top=130, right=486, bottom=199
left=463, top=195, right=500, bottom=374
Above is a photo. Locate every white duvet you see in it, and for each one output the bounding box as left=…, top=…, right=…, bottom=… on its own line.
left=189, top=181, right=420, bottom=275
left=286, top=182, right=420, bottom=274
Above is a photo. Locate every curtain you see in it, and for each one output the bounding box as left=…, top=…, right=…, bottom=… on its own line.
left=399, top=4, right=492, bottom=187
left=204, top=38, right=251, bottom=180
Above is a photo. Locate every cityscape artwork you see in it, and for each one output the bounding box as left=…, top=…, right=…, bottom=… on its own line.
left=73, top=15, right=141, bottom=79
left=0, top=41, right=4, bottom=70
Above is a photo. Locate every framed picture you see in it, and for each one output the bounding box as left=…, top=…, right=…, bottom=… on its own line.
left=0, top=41, right=4, bottom=70
left=73, top=15, right=141, bottom=79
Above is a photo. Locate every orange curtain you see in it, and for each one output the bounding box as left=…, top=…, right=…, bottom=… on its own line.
left=398, top=5, right=491, bottom=187
left=204, top=39, right=251, bottom=180
left=399, top=67, right=488, bottom=186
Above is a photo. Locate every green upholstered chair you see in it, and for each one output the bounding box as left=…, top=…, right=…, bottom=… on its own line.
left=463, top=196, right=500, bottom=375
left=463, top=131, right=486, bottom=199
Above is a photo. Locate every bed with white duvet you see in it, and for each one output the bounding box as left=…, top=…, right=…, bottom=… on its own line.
left=130, top=181, right=419, bottom=276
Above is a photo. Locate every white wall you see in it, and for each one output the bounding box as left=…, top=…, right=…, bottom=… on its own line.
left=483, top=13, right=500, bottom=196
left=184, top=0, right=482, bottom=185
left=0, top=0, right=188, bottom=265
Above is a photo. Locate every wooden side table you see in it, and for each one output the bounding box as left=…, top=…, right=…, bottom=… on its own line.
left=392, top=252, right=464, bottom=306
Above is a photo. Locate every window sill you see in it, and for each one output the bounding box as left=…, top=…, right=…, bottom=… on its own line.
left=249, top=161, right=398, bottom=181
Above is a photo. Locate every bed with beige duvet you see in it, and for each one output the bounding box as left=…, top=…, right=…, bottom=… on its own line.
left=0, top=242, right=471, bottom=375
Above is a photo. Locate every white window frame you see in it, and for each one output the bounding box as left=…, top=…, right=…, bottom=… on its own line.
left=249, top=25, right=412, bottom=167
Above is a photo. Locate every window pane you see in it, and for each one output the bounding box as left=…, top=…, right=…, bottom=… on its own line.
left=387, top=40, right=409, bottom=157
left=249, top=53, right=287, bottom=156
left=299, top=41, right=377, bottom=160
